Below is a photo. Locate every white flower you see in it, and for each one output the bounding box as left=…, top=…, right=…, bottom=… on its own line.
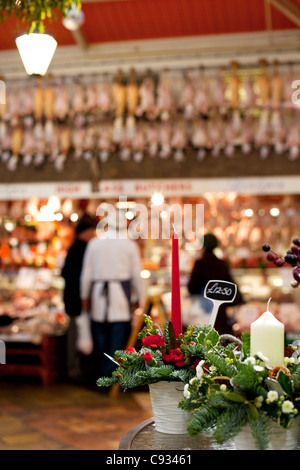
left=256, top=352, right=269, bottom=363
left=220, top=384, right=227, bottom=392
left=254, top=365, right=265, bottom=372
left=282, top=400, right=294, bottom=414
left=267, top=391, right=278, bottom=403
left=189, top=377, right=198, bottom=386
left=284, top=357, right=295, bottom=366
left=196, top=360, right=205, bottom=380
left=244, top=357, right=256, bottom=365
left=183, top=384, right=190, bottom=399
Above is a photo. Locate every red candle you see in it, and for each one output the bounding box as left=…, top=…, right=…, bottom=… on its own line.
left=171, top=227, right=182, bottom=338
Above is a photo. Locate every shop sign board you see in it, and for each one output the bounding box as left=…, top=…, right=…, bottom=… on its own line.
left=1, top=176, right=300, bottom=200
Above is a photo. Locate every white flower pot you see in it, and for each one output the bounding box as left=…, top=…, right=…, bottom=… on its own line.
left=234, top=419, right=300, bottom=450
left=149, top=381, right=190, bottom=434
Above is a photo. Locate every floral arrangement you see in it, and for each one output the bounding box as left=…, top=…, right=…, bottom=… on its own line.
left=97, top=315, right=220, bottom=391
left=179, top=327, right=300, bottom=450
left=0, top=0, right=81, bottom=31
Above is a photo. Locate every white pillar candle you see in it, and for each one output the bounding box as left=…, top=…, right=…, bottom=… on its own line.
left=250, top=298, right=285, bottom=366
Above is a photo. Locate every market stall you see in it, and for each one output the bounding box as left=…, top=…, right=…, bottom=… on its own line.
left=0, top=0, right=300, bottom=386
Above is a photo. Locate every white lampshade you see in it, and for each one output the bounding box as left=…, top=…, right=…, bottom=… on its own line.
left=15, top=32, right=58, bottom=76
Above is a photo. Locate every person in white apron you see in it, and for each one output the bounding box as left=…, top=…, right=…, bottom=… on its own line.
left=80, top=219, right=145, bottom=378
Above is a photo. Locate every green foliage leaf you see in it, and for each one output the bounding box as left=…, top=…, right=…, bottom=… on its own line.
left=277, top=370, right=293, bottom=397
left=0, top=1, right=82, bottom=28
left=205, top=329, right=220, bottom=348
left=213, top=405, right=248, bottom=443
left=225, top=391, right=245, bottom=403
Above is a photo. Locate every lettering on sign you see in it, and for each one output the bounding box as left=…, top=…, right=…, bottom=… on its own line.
left=204, top=280, right=237, bottom=304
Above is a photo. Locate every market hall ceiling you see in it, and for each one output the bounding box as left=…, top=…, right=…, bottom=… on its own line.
left=0, top=0, right=300, bottom=51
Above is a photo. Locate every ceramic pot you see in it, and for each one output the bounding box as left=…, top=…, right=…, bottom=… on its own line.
left=149, top=381, right=190, bottom=434
left=234, top=419, right=300, bottom=450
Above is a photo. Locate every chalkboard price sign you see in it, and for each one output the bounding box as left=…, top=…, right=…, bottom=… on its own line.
left=204, top=280, right=237, bottom=328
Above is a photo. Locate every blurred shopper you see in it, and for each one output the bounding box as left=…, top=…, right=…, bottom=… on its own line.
left=62, top=214, right=96, bottom=381
left=80, top=214, right=145, bottom=378
left=187, top=233, right=243, bottom=334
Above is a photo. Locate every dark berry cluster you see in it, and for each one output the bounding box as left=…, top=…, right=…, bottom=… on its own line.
left=262, top=238, right=300, bottom=288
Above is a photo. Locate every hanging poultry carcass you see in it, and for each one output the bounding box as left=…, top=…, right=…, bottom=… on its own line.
left=240, top=115, right=254, bottom=155
left=112, top=70, right=126, bottom=118
left=180, top=70, right=195, bottom=120
left=119, top=127, right=132, bottom=161
left=243, top=74, right=257, bottom=110
left=171, top=119, right=187, bottom=162
left=132, top=123, right=146, bottom=163
left=33, top=76, right=44, bottom=123
left=135, top=74, right=158, bottom=120
left=21, top=124, right=35, bottom=166
left=53, top=79, right=70, bottom=123
left=146, top=122, right=159, bottom=158
left=191, top=119, right=208, bottom=161
left=209, top=118, right=224, bottom=157
left=83, top=121, right=96, bottom=161
left=159, top=121, right=172, bottom=159
left=98, top=122, right=114, bottom=163
left=157, top=70, right=175, bottom=121
left=55, top=126, right=71, bottom=172
left=72, top=120, right=86, bottom=160
left=126, top=69, right=139, bottom=135
left=212, top=68, right=227, bottom=113
left=72, top=81, right=86, bottom=117
left=194, top=68, right=211, bottom=117
left=286, top=119, right=300, bottom=161
left=97, top=76, right=113, bottom=115
left=44, top=74, right=55, bottom=143
left=7, top=125, right=23, bottom=172
left=85, top=79, right=98, bottom=115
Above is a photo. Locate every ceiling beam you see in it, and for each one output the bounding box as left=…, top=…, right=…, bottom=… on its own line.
left=269, top=0, right=300, bottom=28
left=71, top=29, right=89, bottom=50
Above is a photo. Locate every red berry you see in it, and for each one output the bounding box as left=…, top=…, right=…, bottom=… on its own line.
left=275, top=258, right=285, bottom=267
left=267, top=253, right=276, bottom=262
left=293, top=266, right=300, bottom=282
left=291, top=245, right=300, bottom=254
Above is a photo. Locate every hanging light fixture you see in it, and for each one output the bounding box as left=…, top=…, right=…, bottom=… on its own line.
left=15, top=31, right=57, bottom=76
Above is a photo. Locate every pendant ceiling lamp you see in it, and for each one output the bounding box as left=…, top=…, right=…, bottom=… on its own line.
left=15, top=31, right=57, bottom=76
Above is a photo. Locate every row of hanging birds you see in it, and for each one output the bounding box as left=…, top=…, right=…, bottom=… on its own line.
left=0, top=61, right=300, bottom=172
left=1, top=112, right=300, bottom=173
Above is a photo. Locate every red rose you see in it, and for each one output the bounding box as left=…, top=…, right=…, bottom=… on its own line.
left=162, top=354, right=171, bottom=363
left=126, top=347, right=136, bottom=354
left=169, top=348, right=185, bottom=367
left=191, top=358, right=201, bottom=370
left=142, top=334, right=166, bottom=348
left=143, top=352, right=154, bottom=363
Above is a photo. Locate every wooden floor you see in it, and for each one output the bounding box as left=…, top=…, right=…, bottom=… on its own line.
left=0, top=379, right=152, bottom=450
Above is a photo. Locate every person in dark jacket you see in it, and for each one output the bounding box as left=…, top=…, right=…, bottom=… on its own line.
left=61, top=214, right=96, bottom=380
left=187, top=233, right=243, bottom=335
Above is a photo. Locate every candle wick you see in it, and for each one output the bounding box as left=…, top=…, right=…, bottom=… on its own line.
left=267, top=297, right=272, bottom=311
